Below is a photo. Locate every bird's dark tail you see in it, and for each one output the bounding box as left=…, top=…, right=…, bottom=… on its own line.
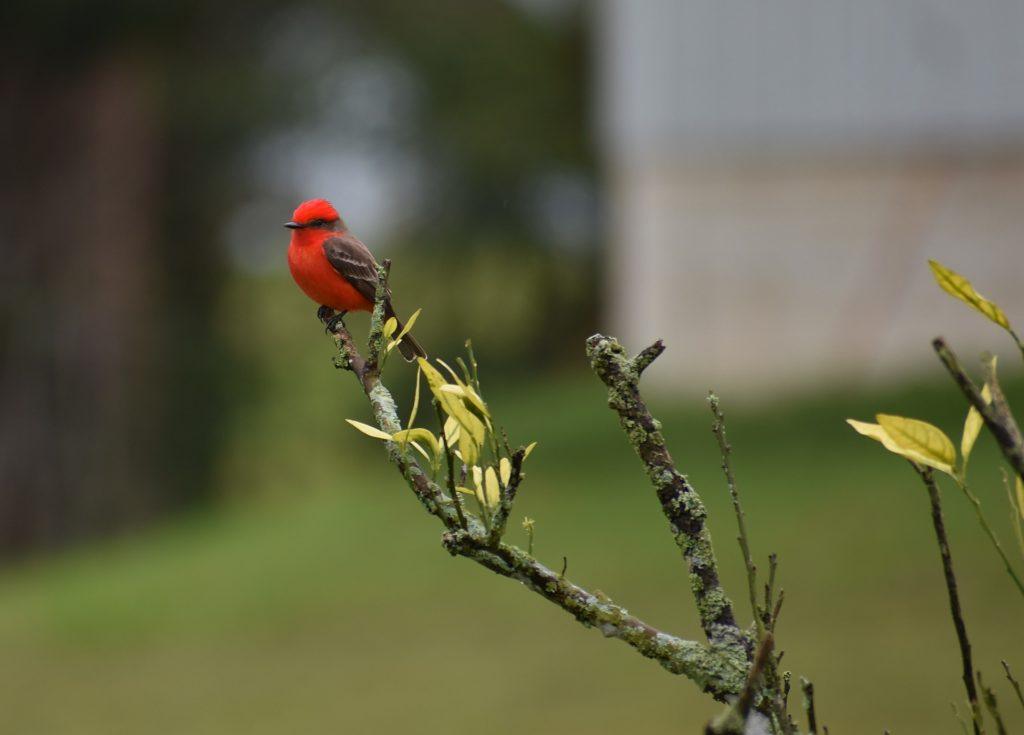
left=384, top=300, right=427, bottom=362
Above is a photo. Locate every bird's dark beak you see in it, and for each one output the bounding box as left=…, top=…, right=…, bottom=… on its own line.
left=283, top=221, right=303, bottom=229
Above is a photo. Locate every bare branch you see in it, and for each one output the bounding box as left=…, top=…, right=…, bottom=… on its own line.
left=800, top=678, right=817, bottom=734
left=1001, top=660, right=1024, bottom=712
left=978, top=671, right=1008, bottom=735
left=913, top=464, right=982, bottom=735
left=763, top=554, right=779, bottom=630
left=933, top=337, right=1024, bottom=480
left=586, top=334, right=747, bottom=656
left=709, top=391, right=762, bottom=637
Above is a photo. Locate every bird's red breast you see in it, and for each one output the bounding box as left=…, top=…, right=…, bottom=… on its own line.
left=288, top=230, right=374, bottom=312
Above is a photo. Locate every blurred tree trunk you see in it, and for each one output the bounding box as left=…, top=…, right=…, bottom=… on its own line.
left=0, top=54, right=162, bottom=552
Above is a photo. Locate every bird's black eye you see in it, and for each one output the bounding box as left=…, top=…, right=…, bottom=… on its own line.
left=309, top=218, right=324, bottom=227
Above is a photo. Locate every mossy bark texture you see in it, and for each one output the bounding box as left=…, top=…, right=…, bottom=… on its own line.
left=327, top=298, right=749, bottom=702
left=586, top=334, right=748, bottom=657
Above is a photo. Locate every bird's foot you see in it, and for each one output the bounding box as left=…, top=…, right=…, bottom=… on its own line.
left=318, top=306, right=348, bottom=334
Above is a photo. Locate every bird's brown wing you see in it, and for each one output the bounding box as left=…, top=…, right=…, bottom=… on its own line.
left=322, top=232, right=426, bottom=360
left=322, top=233, right=381, bottom=303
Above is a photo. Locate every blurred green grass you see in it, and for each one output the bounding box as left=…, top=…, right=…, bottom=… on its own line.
left=0, top=274, right=1022, bottom=734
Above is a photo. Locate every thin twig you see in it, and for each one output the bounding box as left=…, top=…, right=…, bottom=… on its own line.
left=763, top=553, right=778, bottom=629
left=709, top=392, right=762, bottom=637
left=488, top=446, right=526, bottom=545
left=769, top=590, right=785, bottom=634
left=435, top=400, right=467, bottom=530
left=979, top=672, right=1008, bottom=735
left=956, top=478, right=1024, bottom=597
left=1001, top=469, right=1024, bottom=560
left=913, top=464, right=982, bottom=735
left=800, top=678, right=817, bottom=734
left=953, top=702, right=971, bottom=735
left=1001, top=660, right=1024, bottom=712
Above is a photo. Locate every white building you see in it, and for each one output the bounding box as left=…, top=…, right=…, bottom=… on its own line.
left=598, top=1, right=1024, bottom=394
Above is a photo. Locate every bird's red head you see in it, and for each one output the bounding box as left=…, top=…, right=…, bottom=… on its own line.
left=284, top=199, right=344, bottom=231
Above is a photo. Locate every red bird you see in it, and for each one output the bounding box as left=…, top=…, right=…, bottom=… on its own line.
left=285, top=198, right=425, bottom=360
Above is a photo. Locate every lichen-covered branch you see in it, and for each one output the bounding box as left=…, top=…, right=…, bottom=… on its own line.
left=326, top=297, right=748, bottom=702
left=933, top=337, right=1024, bottom=480
left=706, top=633, right=775, bottom=735
left=442, top=529, right=747, bottom=696
left=586, top=334, right=746, bottom=655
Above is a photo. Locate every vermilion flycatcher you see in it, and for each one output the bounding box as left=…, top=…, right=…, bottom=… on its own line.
left=285, top=198, right=426, bottom=360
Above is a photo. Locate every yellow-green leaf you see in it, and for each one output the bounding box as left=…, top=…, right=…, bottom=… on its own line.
left=440, top=384, right=491, bottom=422
left=524, top=441, right=538, bottom=459
left=458, top=422, right=480, bottom=466
left=847, top=419, right=909, bottom=456
left=386, top=308, right=422, bottom=354
left=499, top=457, right=511, bottom=486
left=961, top=384, right=992, bottom=462
left=484, top=467, right=501, bottom=508
left=345, top=419, right=392, bottom=441
left=929, top=260, right=1011, bottom=330
left=1016, top=474, right=1024, bottom=521
left=391, top=428, right=440, bottom=458
left=470, top=466, right=500, bottom=509
left=435, top=358, right=467, bottom=388
left=876, top=414, right=957, bottom=476
left=443, top=416, right=460, bottom=446
left=408, top=441, right=431, bottom=462
left=418, top=357, right=487, bottom=460
left=382, top=317, right=399, bottom=341
left=420, top=359, right=472, bottom=425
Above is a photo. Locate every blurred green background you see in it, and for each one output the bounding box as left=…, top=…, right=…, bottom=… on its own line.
left=1, top=1, right=1023, bottom=733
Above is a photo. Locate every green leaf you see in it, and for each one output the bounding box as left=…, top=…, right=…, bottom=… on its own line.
left=961, top=384, right=992, bottom=463
left=524, top=441, right=538, bottom=459
left=929, top=260, right=1011, bottom=330
left=499, top=457, right=511, bottom=486
left=345, top=419, right=392, bottom=441
left=876, top=414, right=957, bottom=476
